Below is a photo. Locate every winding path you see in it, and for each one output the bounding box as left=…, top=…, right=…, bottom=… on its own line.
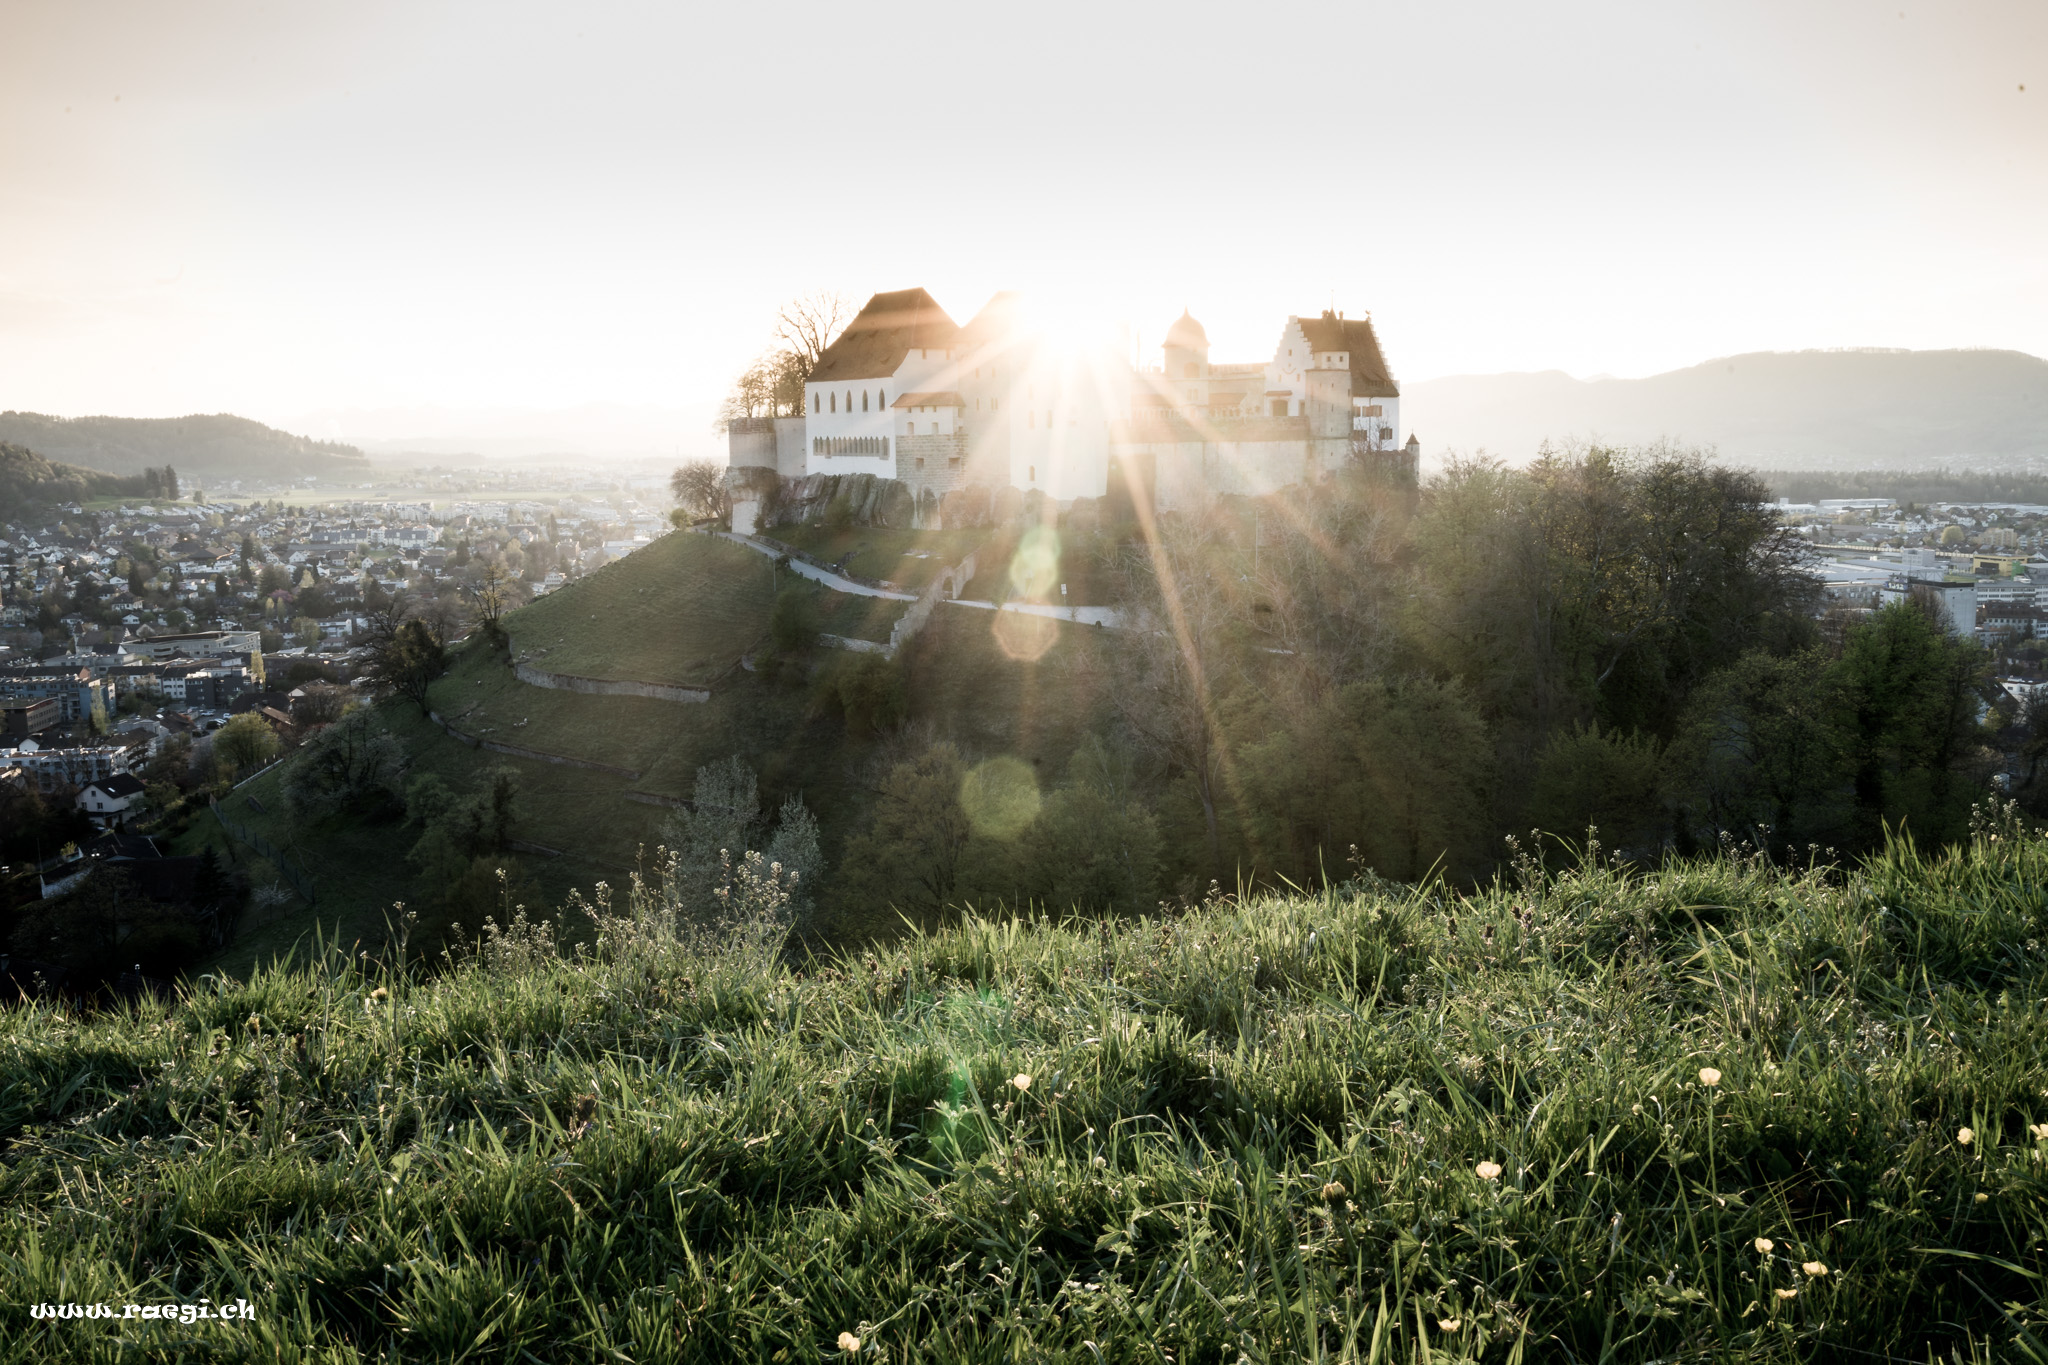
left=715, top=531, right=918, bottom=600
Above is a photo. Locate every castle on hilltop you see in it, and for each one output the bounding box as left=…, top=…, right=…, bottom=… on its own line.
left=725, top=289, right=1418, bottom=526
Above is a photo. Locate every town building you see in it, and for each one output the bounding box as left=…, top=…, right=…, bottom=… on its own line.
left=78, top=773, right=148, bottom=829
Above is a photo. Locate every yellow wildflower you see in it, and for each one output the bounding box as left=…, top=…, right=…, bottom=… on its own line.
left=1754, top=1237, right=1774, bottom=1254
left=1698, top=1067, right=1722, bottom=1087
left=1475, top=1160, right=1503, bottom=1180
left=1802, top=1261, right=1828, bottom=1277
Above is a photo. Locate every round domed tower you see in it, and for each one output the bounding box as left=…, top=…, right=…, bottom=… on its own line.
left=1163, top=309, right=1209, bottom=379
left=1162, top=309, right=1210, bottom=409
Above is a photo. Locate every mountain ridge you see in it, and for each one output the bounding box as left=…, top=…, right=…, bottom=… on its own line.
left=1403, top=347, right=2048, bottom=468
left=0, top=412, right=366, bottom=482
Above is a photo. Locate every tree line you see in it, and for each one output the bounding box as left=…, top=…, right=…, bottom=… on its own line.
left=815, top=443, right=2011, bottom=929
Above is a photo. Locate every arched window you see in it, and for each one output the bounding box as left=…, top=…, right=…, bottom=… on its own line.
left=1183, top=362, right=1198, bottom=378
left=845, top=391, right=852, bottom=412
left=862, top=391, right=868, bottom=412
left=879, top=389, right=885, bottom=407
left=829, top=393, right=836, bottom=413
left=1028, top=465, right=1036, bottom=482
left=812, top=393, right=819, bottom=414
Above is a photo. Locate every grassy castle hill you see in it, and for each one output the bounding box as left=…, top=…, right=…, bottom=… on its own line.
left=175, top=527, right=1110, bottom=975
left=4, top=832, right=2047, bottom=1361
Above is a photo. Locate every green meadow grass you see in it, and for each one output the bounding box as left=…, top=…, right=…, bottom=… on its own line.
left=7, top=834, right=2047, bottom=1362
left=510, top=533, right=775, bottom=688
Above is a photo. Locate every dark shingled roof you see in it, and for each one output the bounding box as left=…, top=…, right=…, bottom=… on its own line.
left=810, top=289, right=961, bottom=383
left=1297, top=311, right=1400, bottom=398
left=87, top=773, right=146, bottom=799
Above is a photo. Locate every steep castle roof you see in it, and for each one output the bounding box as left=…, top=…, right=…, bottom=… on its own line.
left=1298, top=311, right=1399, bottom=398
left=810, top=289, right=961, bottom=383
left=956, top=291, right=1026, bottom=349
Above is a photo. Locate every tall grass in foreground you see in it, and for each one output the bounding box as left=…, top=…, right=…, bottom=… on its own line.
left=3, top=827, right=2047, bottom=1363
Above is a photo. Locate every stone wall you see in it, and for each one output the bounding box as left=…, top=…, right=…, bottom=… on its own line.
left=896, top=432, right=970, bottom=500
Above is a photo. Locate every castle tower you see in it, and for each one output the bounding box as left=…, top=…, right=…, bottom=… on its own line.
left=1162, top=310, right=1210, bottom=410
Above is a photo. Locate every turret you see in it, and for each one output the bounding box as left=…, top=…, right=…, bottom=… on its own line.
left=1162, top=310, right=1211, bottom=408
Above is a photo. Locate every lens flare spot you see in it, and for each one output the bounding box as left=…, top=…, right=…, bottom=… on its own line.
left=991, top=608, right=1058, bottom=661
left=960, top=755, right=1041, bottom=839
left=1008, top=525, right=1060, bottom=599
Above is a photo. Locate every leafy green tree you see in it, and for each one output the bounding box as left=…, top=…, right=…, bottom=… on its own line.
left=368, top=617, right=446, bottom=716
left=823, top=652, right=906, bottom=735
left=1525, top=723, right=1667, bottom=855
left=1231, top=677, right=1493, bottom=885
left=1015, top=741, right=1162, bottom=914
left=1831, top=600, right=1991, bottom=844
left=280, top=709, right=404, bottom=819
left=1671, top=649, right=1849, bottom=849
left=212, top=712, right=280, bottom=776
left=835, top=743, right=974, bottom=924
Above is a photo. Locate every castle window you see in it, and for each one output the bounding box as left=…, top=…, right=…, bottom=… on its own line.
left=862, top=391, right=868, bottom=411
left=916, top=457, right=925, bottom=469
left=879, top=389, right=886, bottom=406
left=1028, top=466, right=1036, bottom=482
left=813, top=393, right=820, bottom=414
left=948, top=456, right=960, bottom=468
left=845, top=391, right=852, bottom=411
left=829, top=393, right=836, bottom=413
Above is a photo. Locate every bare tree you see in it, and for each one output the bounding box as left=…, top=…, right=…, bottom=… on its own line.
left=775, top=291, right=853, bottom=373
left=717, top=356, right=780, bottom=430
left=715, top=291, right=852, bottom=432
left=670, top=460, right=726, bottom=521
left=466, top=559, right=518, bottom=647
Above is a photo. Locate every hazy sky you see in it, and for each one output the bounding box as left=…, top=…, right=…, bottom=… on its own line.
left=1, top=0, right=2041, bottom=443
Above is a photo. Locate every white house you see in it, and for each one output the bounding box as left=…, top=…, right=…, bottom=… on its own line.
left=78, top=773, right=148, bottom=828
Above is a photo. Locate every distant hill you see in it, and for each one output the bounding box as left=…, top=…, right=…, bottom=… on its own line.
left=1403, top=348, right=2048, bottom=468
left=0, top=412, right=367, bottom=482
left=0, top=441, right=165, bottom=518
